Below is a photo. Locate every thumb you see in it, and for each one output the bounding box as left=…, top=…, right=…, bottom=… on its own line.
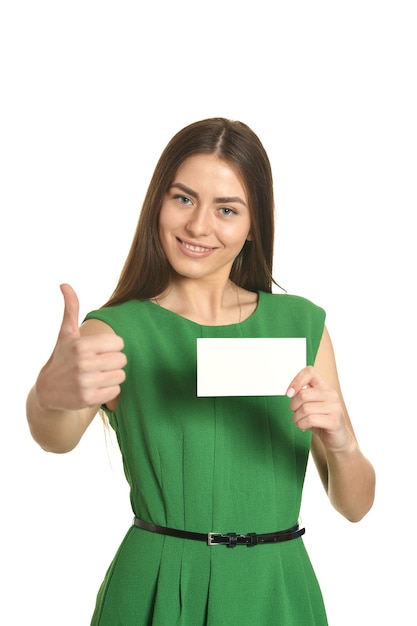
left=58, top=283, right=81, bottom=339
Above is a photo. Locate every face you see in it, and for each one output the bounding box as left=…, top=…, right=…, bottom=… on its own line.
left=159, top=154, right=252, bottom=283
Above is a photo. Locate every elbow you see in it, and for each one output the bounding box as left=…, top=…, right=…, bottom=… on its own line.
left=334, top=503, right=373, bottom=524
left=333, top=489, right=376, bottom=523
left=345, top=509, right=371, bottom=524
left=39, top=442, right=78, bottom=454
left=329, top=459, right=376, bottom=523
left=28, top=424, right=81, bottom=454
left=350, top=493, right=376, bottom=523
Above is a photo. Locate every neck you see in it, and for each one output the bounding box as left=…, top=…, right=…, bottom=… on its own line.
left=154, top=279, right=242, bottom=326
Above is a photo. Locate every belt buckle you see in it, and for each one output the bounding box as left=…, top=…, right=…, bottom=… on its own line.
left=207, top=532, right=241, bottom=547
left=207, top=532, right=220, bottom=546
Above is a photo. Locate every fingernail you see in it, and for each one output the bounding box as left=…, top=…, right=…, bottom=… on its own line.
left=286, top=387, right=295, bottom=398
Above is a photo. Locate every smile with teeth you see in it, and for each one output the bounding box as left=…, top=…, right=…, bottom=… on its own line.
left=179, top=238, right=214, bottom=253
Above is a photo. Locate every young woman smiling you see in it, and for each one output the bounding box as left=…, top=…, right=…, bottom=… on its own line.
left=26, top=117, right=375, bottom=625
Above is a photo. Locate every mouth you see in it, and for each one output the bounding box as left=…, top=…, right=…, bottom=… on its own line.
left=177, top=238, right=216, bottom=254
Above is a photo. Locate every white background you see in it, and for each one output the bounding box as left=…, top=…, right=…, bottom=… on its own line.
left=1, top=1, right=416, bottom=624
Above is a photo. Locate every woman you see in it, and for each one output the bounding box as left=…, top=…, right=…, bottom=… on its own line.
left=26, top=118, right=375, bottom=625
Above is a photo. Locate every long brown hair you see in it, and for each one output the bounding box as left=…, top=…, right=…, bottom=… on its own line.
left=104, top=118, right=277, bottom=307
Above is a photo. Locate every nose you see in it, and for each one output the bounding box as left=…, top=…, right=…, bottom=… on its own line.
left=185, top=207, right=212, bottom=237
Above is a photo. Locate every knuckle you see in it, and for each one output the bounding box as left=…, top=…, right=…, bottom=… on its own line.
left=118, top=353, right=128, bottom=367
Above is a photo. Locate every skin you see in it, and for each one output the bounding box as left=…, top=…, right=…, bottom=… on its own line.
left=26, top=154, right=375, bottom=523
left=156, top=154, right=254, bottom=324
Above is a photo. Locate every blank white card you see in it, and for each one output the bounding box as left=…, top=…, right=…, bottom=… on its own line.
left=197, top=337, right=306, bottom=397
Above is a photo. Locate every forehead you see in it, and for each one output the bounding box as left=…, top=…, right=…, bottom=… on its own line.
left=173, top=154, right=246, bottom=193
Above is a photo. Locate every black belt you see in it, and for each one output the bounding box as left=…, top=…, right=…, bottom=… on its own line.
left=133, top=517, right=305, bottom=547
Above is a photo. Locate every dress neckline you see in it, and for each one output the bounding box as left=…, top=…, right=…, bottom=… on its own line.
left=146, top=290, right=262, bottom=328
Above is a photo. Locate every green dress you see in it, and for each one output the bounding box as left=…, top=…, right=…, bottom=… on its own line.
left=85, top=291, right=328, bottom=625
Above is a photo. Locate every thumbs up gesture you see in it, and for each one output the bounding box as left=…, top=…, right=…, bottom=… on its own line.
left=36, top=284, right=127, bottom=412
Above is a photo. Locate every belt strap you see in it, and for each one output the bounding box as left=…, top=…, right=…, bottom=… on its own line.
left=133, top=517, right=305, bottom=547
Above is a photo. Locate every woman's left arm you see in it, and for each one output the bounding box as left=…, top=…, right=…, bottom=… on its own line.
left=286, top=326, right=376, bottom=522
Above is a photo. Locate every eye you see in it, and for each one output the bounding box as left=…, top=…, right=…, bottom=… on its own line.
left=219, top=207, right=236, bottom=216
left=173, top=194, right=192, bottom=205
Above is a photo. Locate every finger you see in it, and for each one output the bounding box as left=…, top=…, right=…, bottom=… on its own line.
left=78, top=332, right=126, bottom=357
left=286, top=366, right=324, bottom=398
left=75, top=344, right=127, bottom=371
left=288, top=386, right=326, bottom=412
left=293, top=407, right=338, bottom=433
left=58, top=283, right=80, bottom=340
left=95, top=351, right=127, bottom=371
left=81, top=367, right=126, bottom=390
left=81, top=385, right=125, bottom=408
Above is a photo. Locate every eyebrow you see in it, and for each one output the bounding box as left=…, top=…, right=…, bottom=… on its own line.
left=170, top=182, right=247, bottom=207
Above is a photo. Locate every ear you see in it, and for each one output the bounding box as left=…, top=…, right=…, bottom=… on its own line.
left=246, top=232, right=253, bottom=242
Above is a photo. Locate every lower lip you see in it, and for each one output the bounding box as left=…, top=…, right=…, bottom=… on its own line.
left=176, top=238, right=216, bottom=259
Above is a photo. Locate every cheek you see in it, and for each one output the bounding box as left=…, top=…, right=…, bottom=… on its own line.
left=237, top=222, right=253, bottom=245
left=158, top=209, right=171, bottom=239
left=159, top=205, right=180, bottom=233
left=158, top=211, right=180, bottom=259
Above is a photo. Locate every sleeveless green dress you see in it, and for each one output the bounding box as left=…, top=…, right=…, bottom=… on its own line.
left=85, top=291, right=328, bottom=625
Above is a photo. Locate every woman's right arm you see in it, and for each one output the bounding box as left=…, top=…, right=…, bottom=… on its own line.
left=26, top=284, right=127, bottom=453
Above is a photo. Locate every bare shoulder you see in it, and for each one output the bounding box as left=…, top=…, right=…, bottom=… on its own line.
left=240, top=288, right=259, bottom=303
left=314, top=326, right=339, bottom=381
left=80, top=318, right=116, bottom=337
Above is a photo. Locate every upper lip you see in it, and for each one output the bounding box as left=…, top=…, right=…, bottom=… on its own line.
left=177, top=237, right=217, bottom=251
